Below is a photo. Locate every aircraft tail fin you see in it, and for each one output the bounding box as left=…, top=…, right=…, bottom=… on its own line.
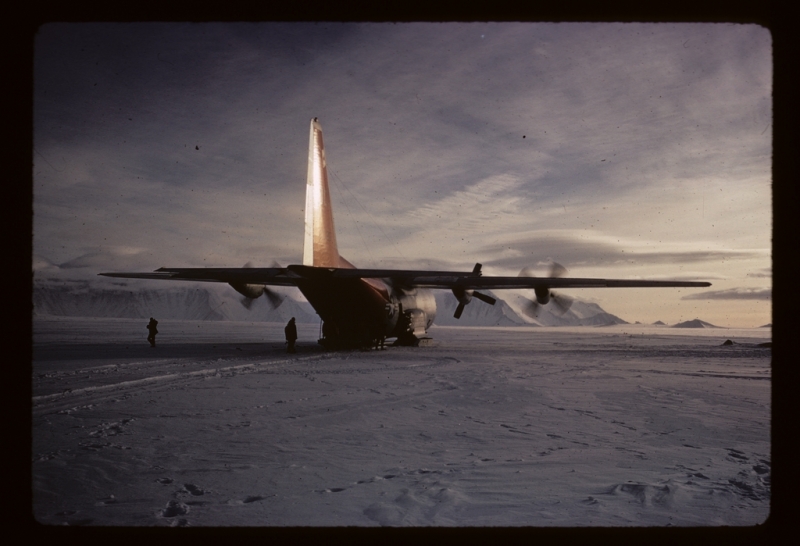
left=303, top=118, right=341, bottom=267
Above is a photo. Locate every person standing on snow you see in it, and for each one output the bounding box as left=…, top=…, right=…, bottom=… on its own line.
left=285, top=317, right=298, bottom=353
left=147, top=317, right=158, bottom=347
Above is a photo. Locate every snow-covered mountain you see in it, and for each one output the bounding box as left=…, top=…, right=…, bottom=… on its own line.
left=671, top=318, right=719, bottom=328
left=503, top=292, right=628, bottom=326
left=433, top=291, right=527, bottom=326
left=33, top=279, right=319, bottom=323
left=434, top=290, right=627, bottom=327
left=34, top=279, right=628, bottom=327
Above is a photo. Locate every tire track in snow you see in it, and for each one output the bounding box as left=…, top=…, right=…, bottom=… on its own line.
left=32, top=354, right=327, bottom=413
left=32, top=352, right=458, bottom=416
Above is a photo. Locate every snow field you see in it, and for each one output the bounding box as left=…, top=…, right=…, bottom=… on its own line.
left=32, top=318, right=771, bottom=526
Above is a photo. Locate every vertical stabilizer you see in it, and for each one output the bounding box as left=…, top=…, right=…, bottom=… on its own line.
left=303, top=118, right=340, bottom=267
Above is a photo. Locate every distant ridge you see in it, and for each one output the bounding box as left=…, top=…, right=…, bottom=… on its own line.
left=433, top=290, right=526, bottom=326
left=34, top=279, right=629, bottom=327
left=434, top=291, right=628, bottom=327
left=33, top=279, right=319, bottom=323
left=671, top=318, right=719, bottom=328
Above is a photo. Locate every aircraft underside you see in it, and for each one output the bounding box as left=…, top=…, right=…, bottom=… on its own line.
left=297, top=278, right=436, bottom=348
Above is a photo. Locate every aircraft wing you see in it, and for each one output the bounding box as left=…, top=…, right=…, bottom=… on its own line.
left=99, top=267, right=300, bottom=286
left=100, top=264, right=711, bottom=290
left=411, top=276, right=711, bottom=289
left=283, top=265, right=711, bottom=289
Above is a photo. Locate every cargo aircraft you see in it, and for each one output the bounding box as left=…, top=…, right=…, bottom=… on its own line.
left=100, top=118, right=711, bottom=348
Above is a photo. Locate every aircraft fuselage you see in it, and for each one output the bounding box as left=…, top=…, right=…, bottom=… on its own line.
left=296, top=275, right=436, bottom=347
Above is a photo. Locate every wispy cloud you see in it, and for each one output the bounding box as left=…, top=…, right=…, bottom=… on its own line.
left=481, top=232, right=764, bottom=270
left=33, top=22, right=772, bottom=326
left=747, top=268, right=772, bottom=278
left=682, top=288, right=771, bottom=301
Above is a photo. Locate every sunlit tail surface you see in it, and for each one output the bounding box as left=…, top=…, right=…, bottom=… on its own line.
left=296, top=118, right=434, bottom=347
left=303, top=118, right=341, bottom=268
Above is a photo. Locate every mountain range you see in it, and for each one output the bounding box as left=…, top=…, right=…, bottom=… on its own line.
left=33, top=278, right=628, bottom=327
left=32, top=278, right=317, bottom=323
left=433, top=290, right=628, bottom=327
left=671, top=318, right=719, bottom=328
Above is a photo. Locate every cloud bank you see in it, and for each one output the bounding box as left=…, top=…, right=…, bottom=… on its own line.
left=33, top=23, right=772, bottom=326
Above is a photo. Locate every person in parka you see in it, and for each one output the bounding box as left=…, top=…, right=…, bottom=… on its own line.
left=285, top=317, right=298, bottom=353
left=147, top=317, right=158, bottom=347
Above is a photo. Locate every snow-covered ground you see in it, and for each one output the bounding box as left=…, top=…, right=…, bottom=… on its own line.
left=32, top=317, right=771, bottom=527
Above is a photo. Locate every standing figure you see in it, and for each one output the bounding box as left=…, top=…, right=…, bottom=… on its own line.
left=285, top=317, right=298, bottom=353
left=147, top=317, right=158, bottom=347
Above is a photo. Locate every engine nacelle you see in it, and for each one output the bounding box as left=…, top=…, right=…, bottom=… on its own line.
left=452, top=286, right=474, bottom=306
left=395, top=288, right=437, bottom=334
left=229, top=282, right=266, bottom=299
left=534, top=287, right=551, bottom=305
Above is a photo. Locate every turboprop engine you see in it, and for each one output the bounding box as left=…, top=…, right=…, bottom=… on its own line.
left=393, top=287, right=437, bottom=334
left=228, top=261, right=284, bottom=309
left=229, top=282, right=283, bottom=309
left=229, top=282, right=267, bottom=299
left=450, top=264, right=497, bottom=319
left=534, top=286, right=551, bottom=305
left=519, top=261, right=574, bottom=317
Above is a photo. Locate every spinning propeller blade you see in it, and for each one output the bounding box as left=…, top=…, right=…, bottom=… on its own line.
left=263, top=261, right=285, bottom=309
left=237, top=261, right=285, bottom=310
left=518, top=260, right=573, bottom=317
left=550, top=291, right=573, bottom=315
left=263, top=289, right=284, bottom=309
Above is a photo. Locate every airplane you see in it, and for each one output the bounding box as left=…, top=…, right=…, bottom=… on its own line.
left=100, top=117, right=711, bottom=348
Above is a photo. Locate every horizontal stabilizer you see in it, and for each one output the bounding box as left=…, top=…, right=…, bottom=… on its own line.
left=99, top=267, right=299, bottom=286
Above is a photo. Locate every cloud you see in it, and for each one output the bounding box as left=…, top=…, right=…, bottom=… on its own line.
left=747, top=268, right=772, bottom=278
left=58, top=253, right=105, bottom=269
left=482, top=232, right=763, bottom=270
left=31, top=23, right=772, bottom=329
left=682, top=288, right=771, bottom=301
left=32, top=255, right=59, bottom=271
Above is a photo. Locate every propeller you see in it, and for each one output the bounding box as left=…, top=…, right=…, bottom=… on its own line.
left=453, top=263, right=497, bottom=319
left=235, top=261, right=285, bottom=310
left=262, top=288, right=284, bottom=309
left=518, top=260, right=573, bottom=318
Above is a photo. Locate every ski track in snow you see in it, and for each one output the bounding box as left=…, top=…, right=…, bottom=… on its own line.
left=32, top=318, right=771, bottom=527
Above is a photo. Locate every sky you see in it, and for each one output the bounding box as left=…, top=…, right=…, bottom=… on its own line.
left=32, top=22, right=772, bottom=327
